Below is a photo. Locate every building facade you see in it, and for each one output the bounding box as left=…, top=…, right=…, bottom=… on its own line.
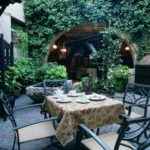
left=0, top=2, right=27, bottom=59
left=0, top=2, right=25, bottom=43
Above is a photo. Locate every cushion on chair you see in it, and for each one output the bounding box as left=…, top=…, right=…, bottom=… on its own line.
left=18, top=121, right=56, bottom=143
left=81, top=132, right=134, bottom=150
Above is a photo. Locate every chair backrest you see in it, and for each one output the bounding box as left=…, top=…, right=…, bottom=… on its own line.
left=123, top=83, right=150, bottom=117
left=0, top=90, right=17, bottom=127
left=135, top=64, right=150, bottom=85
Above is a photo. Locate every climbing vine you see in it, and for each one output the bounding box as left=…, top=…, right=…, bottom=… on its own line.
left=24, top=0, right=150, bottom=61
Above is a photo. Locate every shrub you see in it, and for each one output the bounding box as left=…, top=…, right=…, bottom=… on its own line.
left=4, top=68, right=22, bottom=96
left=14, top=58, right=36, bottom=86
left=107, top=65, right=129, bottom=92
left=45, top=65, right=67, bottom=79
left=3, top=58, right=67, bottom=96
left=3, top=58, right=35, bottom=95
left=74, top=65, right=129, bottom=94
left=34, top=63, right=67, bottom=82
left=33, top=63, right=52, bottom=82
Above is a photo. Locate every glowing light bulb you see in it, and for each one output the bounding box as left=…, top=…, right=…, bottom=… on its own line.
left=53, top=44, right=58, bottom=49
left=125, top=46, right=130, bottom=51
left=60, top=48, right=67, bottom=53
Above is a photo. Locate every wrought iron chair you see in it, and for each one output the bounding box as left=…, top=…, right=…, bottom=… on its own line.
left=139, top=139, right=150, bottom=150
left=87, top=83, right=150, bottom=137
left=41, top=79, right=65, bottom=118
left=0, top=90, right=58, bottom=150
left=123, top=83, right=150, bottom=119
left=0, top=89, right=46, bottom=120
left=76, top=115, right=150, bottom=150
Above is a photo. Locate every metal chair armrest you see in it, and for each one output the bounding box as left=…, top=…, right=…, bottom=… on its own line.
left=125, top=103, right=150, bottom=108
left=13, top=116, right=58, bottom=131
left=120, top=114, right=150, bottom=124
left=14, top=103, right=42, bottom=112
left=127, top=117, right=150, bottom=124
left=79, top=124, right=111, bottom=150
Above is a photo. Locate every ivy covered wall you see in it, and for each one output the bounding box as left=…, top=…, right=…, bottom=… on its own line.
left=12, top=23, right=28, bottom=59
left=24, top=0, right=150, bottom=61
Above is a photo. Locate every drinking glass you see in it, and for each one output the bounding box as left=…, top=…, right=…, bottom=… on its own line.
left=63, top=80, right=73, bottom=94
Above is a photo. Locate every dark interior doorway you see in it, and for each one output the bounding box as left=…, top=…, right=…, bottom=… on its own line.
left=120, top=40, right=134, bottom=68
left=47, top=23, right=106, bottom=80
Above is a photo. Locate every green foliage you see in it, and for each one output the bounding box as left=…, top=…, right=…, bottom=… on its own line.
left=4, top=68, right=22, bottom=96
left=77, top=65, right=129, bottom=94
left=107, top=65, right=129, bottom=92
left=109, top=0, right=150, bottom=58
left=4, top=58, right=35, bottom=95
left=25, top=0, right=150, bottom=60
left=34, top=63, right=67, bottom=82
left=13, top=58, right=36, bottom=86
left=3, top=58, right=67, bottom=96
left=45, top=65, right=67, bottom=80
left=25, top=0, right=81, bottom=59
left=93, top=79, right=115, bottom=95
left=12, top=24, right=28, bottom=58
left=91, top=29, right=121, bottom=78
left=34, top=63, right=53, bottom=82
left=24, top=0, right=150, bottom=94
left=15, top=30, right=28, bottom=57
left=24, top=0, right=110, bottom=60
left=75, top=76, right=98, bottom=93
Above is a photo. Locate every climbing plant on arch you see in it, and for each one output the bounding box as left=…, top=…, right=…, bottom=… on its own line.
left=25, top=0, right=150, bottom=61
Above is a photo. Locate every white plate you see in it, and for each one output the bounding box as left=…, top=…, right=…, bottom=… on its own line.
left=76, top=100, right=90, bottom=104
left=67, top=93, right=83, bottom=97
left=89, top=95, right=106, bottom=101
left=51, top=96, right=59, bottom=99
left=56, top=99, right=72, bottom=103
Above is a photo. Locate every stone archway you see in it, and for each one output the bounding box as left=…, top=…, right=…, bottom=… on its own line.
left=46, top=23, right=106, bottom=80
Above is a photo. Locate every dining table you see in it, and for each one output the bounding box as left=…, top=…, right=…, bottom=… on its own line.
left=45, top=92, right=124, bottom=146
